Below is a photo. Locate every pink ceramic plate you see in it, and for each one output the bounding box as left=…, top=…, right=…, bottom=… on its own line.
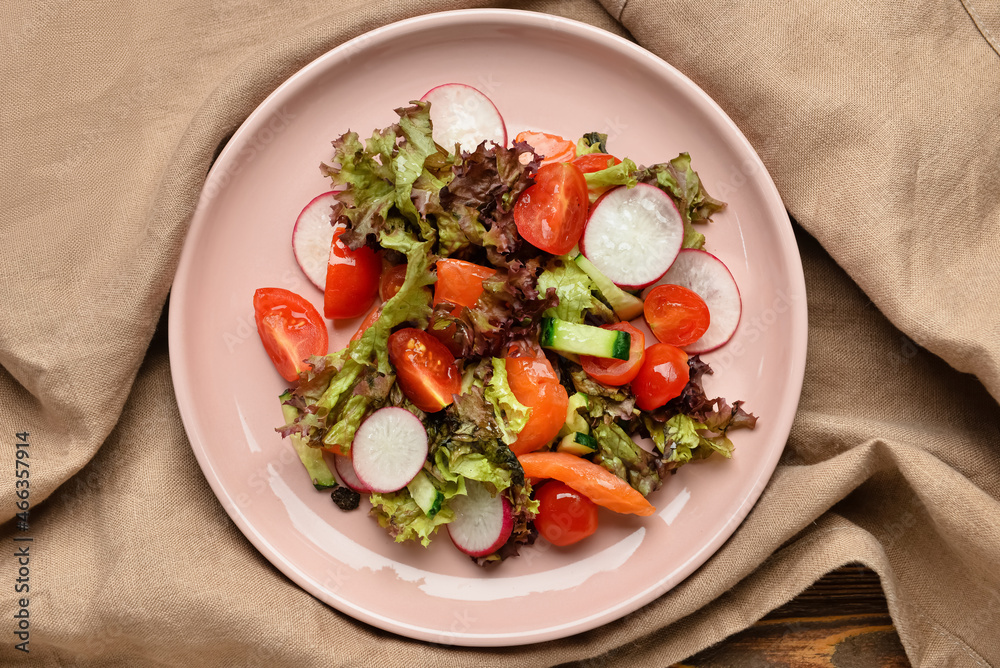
left=169, top=9, right=807, bottom=646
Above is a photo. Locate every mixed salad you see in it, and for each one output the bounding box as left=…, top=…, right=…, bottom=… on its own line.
left=252, top=84, right=757, bottom=565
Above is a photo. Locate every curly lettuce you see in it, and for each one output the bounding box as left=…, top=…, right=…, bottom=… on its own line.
left=536, top=256, right=613, bottom=325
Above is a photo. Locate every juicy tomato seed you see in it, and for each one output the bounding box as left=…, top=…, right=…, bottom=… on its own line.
left=253, top=288, right=328, bottom=382
left=379, top=263, right=408, bottom=302
left=387, top=328, right=462, bottom=413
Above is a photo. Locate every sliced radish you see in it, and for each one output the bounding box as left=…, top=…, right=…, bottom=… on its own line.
left=333, top=454, right=372, bottom=494
left=447, top=480, right=514, bottom=558
left=351, top=407, right=428, bottom=493
left=647, top=249, right=742, bottom=354
left=580, top=184, right=683, bottom=289
left=420, top=83, right=506, bottom=154
left=292, top=191, right=338, bottom=290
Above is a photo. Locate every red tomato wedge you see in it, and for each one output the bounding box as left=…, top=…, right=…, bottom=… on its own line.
left=579, top=322, right=646, bottom=386
left=253, top=288, right=329, bottom=382
left=506, top=355, right=568, bottom=456
left=518, top=452, right=655, bottom=516
left=513, top=162, right=589, bottom=255
left=434, top=259, right=497, bottom=308
left=534, top=481, right=599, bottom=546
left=631, top=343, right=690, bottom=411
left=571, top=153, right=622, bottom=173
left=388, top=328, right=462, bottom=413
left=324, top=226, right=381, bottom=320
left=379, top=263, right=407, bottom=302
left=644, top=283, right=711, bottom=347
left=350, top=305, right=381, bottom=343
left=514, top=131, right=576, bottom=164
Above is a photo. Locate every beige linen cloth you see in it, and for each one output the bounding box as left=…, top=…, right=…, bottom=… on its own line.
left=2, top=0, right=998, bottom=665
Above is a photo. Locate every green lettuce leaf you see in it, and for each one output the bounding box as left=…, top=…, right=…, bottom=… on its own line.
left=575, top=132, right=608, bottom=155
left=583, top=157, right=639, bottom=192
left=369, top=490, right=454, bottom=547
left=483, top=358, right=531, bottom=445
left=348, top=229, right=436, bottom=374
left=536, top=256, right=613, bottom=325
left=322, top=102, right=439, bottom=250
left=592, top=422, right=665, bottom=497
left=433, top=441, right=516, bottom=493
left=645, top=413, right=735, bottom=468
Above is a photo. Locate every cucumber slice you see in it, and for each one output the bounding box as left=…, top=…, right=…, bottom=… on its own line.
left=574, top=253, right=645, bottom=321
left=539, top=317, right=631, bottom=360
left=558, top=392, right=591, bottom=438
left=407, top=470, right=444, bottom=518
left=557, top=432, right=599, bottom=456
left=280, top=392, right=337, bottom=490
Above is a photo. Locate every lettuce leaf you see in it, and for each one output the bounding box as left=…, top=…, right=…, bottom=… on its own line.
left=592, top=422, right=665, bottom=497
left=583, top=157, right=639, bottom=192
left=348, top=229, right=436, bottom=374
left=575, top=132, right=608, bottom=155
left=536, top=256, right=613, bottom=325
left=482, top=358, right=531, bottom=445
left=322, top=102, right=439, bottom=250
left=369, top=490, right=454, bottom=547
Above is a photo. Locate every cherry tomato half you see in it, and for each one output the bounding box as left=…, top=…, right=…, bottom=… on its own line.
left=506, top=354, right=569, bottom=455
left=534, top=481, right=599, bottom=546
left=579, top=322, right=646, bottom=386
left=513, top=131, right=576, bottom=164
left=379, top=263, right=407, bottom=302
left=434, top=258, right=497, bottom=308
left=631, top=343, right=690, bottom=411
left=513, top=162, right=589, bottom=255
left=324, top=226, right=381, bottom=320
left=253, top=288, right=329, bottom=382
left=644, top=284, right=710, bottom=347
left=350, top=305, right=381, bottom=343
left=388, top=328, right=462, bottom=413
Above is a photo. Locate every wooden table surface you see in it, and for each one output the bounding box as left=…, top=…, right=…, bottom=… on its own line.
left=673, top=565, right=910, bottom=667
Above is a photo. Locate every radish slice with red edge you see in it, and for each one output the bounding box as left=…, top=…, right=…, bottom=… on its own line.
left=646, top=249, right=742, bottom=354
left=420, top=84, right=506, bottom=154
left=292, top=191, right=338, bottom=290
left=350, top=407, right=428, bottom=493
left=333, top=454, right=372, bottom=494
left=447, top=479, right=514, bottom=558
left=580, top=184, right=683, bottom=289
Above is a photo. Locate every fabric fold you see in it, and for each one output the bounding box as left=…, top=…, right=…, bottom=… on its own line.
left=2, top=0, right=998, bottom=664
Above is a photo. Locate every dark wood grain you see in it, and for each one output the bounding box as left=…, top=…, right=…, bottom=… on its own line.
left=674, top=565, right=911, bottom=667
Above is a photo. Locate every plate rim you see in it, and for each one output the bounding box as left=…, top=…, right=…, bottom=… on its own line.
left=168, top=7, right=808, bottom=646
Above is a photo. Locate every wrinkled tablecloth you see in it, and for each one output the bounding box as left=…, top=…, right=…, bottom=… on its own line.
left=2, top=0, right=998, bottom=665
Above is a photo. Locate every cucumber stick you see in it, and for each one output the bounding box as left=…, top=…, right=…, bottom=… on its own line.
left=407, top=470, right=444, bottom=518
left=557, top=432, right=599, bottom=456
left=574, top=254, right=645, bottom=321
left=558, top=392, right=591, bottom=438
left=280, top=392, right=337, bottom=490
left=539, top=317, right=631, bottom=360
